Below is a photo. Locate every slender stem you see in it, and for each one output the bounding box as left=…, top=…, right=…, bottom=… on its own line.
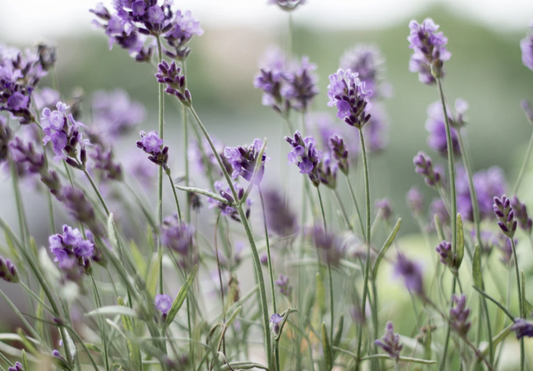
left=166, top=171, right=182, bottom=220
left=355, top=126, right=372, bottom=370
left=10, top=160, right=29, bottom=248
left=510, top=238, right=524, bottom=371
left=345, top=175, right=365, bottom=240
left=214, top=212, right=226, bottom=352
left=156, top=35, right=165, bottom=296
left=90, top=274, right=110, bottom=371
left=513, top=130, right=533, bottom=195
left=81, top=167, right=110, bottom=216
left=188, top=105, right=272, bottom=370
left=439, top=276, right=457, bottom=371
left=182, top=61, right=191, bottom=223
left=333, top=188, right=353, bottom=231
left=316, top=187, right=327, bottom=232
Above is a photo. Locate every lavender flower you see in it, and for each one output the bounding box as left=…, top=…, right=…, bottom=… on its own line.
left=260, top=253, right=269, bottom=266
left=207, top=181, right=252, bottom=222
left=430, top=198, right=450, bottom=227
left=406, top=186, right=424, bottom=215
left=456, top=166, right=506, bottom=222
left=374, top=322, right=403, bottom=361
left=393, top=253, right=424, bottom=296
left=435, top=241, right=455, bottom=268
left=224, top=139, right=269, bottom=184
left=413, top=151, right=442, bottom=187
left=42, top=102, right=90, bottom=164
left=511, top=196, right=532, bottom=234
left=33, top=87, right=60, bottom=110
left=262, top=188, right=298, bottom=237
left=493, top=195, right=517, bottom=237
left=91, top=89, right=145, bottom=139
left=311, top=225, right=345, bottom=267
left=90, top=145, right=123, bottom=181
left=376, top=199, right=392, bottom=222
left=49, top=225, right=95, bottom=278
left=425, top=101, right=460, bottom=157
left=281, top=57, right=318, bottom=112
left=267, top=0, right=306, bottom=11
left=285, top=131, right=322, bottom=187
left=8, top=362, right=23, bottom=371
left=275, top=274, right=292, bottom=297
left=164, top=10, right=204, bottom=60
left=155, top=294, right=173, bottom=315
left=0, top=257, right=20, bottom=283
left=408, top=18, right=451, bottom=84
left=161, top=214, right=194, bottom=256
left=62, top=186, right=103, bottom=236
left=340, top=44, right=386, bottom=98
left=450, top=294, right=471, bottom=337
left=522, top=100, right=533, bottom=123
left=317, top=152, right=337, bottom=189
left=123, top=149, right=158, bottom=189
left=137, top=130, right=169, bottom=170
left=189, top=136, right=232, bottom=178
left=329, top=135, right=349, bottom=175
left=327, top=69, right=372, bottom=128
left=511, top=318, right=533, bottom=339
left=0, top=116, right=13, bottom=162
left=521, top=22, right=533, bottom=71
left=156, top=60, right=191, bottom=105
left=270, top=313, right=283, bottom=335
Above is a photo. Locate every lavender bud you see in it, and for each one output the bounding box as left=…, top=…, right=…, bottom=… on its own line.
left=328, top=135, right=349, bottom=175
left=375, top=199, right=392, bottom=222
left=511, top=196, right=532, bottom=234
left=511, top=318, right=533, bottom=339
left=155, top=294, right=173, bottom=318
left=224, top=139, right=269, bottom=184
left=435, top=240, right=456, bottom=269
left=8, top=361, right=24, bottom=371
left=311, top=225, right=345, bottom=267
left=270, top=313, right=283, bottom=335
left=450, top=294, right=471, bottom=337
left=413, top=151, right=441, bottom=187
left=0, top=257, right=20, bottom=283
left=374, top=322, right=403, bottom=361
left=493, top=195, right=517, bottom=237
left=285, top=131, right=323, bottom=187
left=275, top=274, right=292, bottom=297
left=137, top=131, right=169, bottom=170
left=62, top=187, right=103, bottom=236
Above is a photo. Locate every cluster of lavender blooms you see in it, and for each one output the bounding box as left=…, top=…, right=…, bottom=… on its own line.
left=2, top=2, right=533, bottom=371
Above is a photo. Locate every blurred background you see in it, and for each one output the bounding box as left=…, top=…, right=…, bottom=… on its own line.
left=1, top=0, right=533, bottom=355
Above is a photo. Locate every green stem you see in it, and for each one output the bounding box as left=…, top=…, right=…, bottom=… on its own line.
left=81, top=167, right=110, bottom=216
left=355, top=126, right=372, bottom=371
left=510, top=238, right=524, bottom=371
left=188, top=105, right=272, bottom=371
left=333, top=188, right=353, bottom=231
left=182, top=61, right=191, bottom=223
left=513, top=130, right=533, bottom=195
left=439, top=276, right=457, bottom=371
left=166, top=170, right=182, bottom=220
left=156, top=35, right=165, bottom=296
left=10, top=160, right=29, bottom=248
left=90, top=274, right=110, bottom=371
left=345, top=175, right=366, bottom=241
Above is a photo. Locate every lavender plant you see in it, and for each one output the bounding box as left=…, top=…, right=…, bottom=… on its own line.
left=0, top=3, right=533, bottom=371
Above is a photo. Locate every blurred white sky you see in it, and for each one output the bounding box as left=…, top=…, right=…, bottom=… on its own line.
left=0, top=0, right=532, bottom=44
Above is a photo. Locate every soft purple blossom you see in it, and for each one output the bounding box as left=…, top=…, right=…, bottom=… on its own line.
left=224, top=139, right=269, bottom=184
left=285, top=131, right=322, bottom=187
left=156, top=60, right=191, bottom=104
left=161, top=214, right=194, bottom=256
left=413, top=151, right=442, bottom=187
left=393, top=253, right=424, bottom=296
left=0, top=257, right=20, bottom=283
left=430, top=198, right=450, bottom=227
left=155, top=294, right=173, bottom=315
left=8, top=361, right=23, bottom=371
left=275, top=274, right=292, bottom=297
left=376, top=199, right=392, bottom=221
left=89, top=144, right=123, bottom=181
left=33, top=87, right=60, bottom=110
left=328, top=135, right=349, bottom=175
left=435, top=240, right=455, bottom=268
left=137, top=130, right=169, bottom=170
left=521, top=23, right=533, bottom=71
left=164, top=10, right=204, bottom=60
left=317, top=152, right=337, bottom=189
left=327, top=69, right=372, bottom=128
left=450, top=294, right=471, bottom=337
left=311, top=224, right=345, bottom=267
left=262, top=188, right=298, bottom=237
left=340, top=44, right=387, bottom=98
left=49, top=225, right=95, bottom=277
left=425, top=101, right=460, bottom=157
left=207, top=181, right=252, bottom=222
left=406, top=186, right=424, bottom=215
left=270, top=313, right=283, bottom=334
left=511, top=318, right=533, bottom=339
left=511, top=196, right=532, bottom=234
left=374, top=322, right=403, bottom=361
left=123, top=149, right=158, bottom=189
left=408, top=18, right=451, bottom=84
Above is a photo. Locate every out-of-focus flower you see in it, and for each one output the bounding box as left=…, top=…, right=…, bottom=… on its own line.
left=408, top=18, right=451, bottom=84
left=89, top=145, right=123, bottom=181
left=376, top=199, right=392, bottom=222
left=275, top=274, right=292, bottom=297
left=327, top=69, right=372, bottom=128
left=406, top=187, right=424, bottom=216
left=62, top=186, right=103, bottom=236
left=425, top=102, right=460, bottom=157
left=511, top=318, right=533, bottom=339
left=270, top=313, right=283, bottom=334
left=224, top=139, right=269, bottom=184
left=311, top=225, right=345, bottom=267
left=329, top=135, right=349, bottom=175
left=164, top=10, right=204, bottom=60
left=450, top=294, right=471, bottom=337
left=340, top=44, right=387, bottom=98
left=430, top=198, right=449, bottom=227
left=0, top=257, right=19, bottom=283
left=285, top=131, right=322, bottom=187
left=262, top=188, right=298, bottom=237
left=393, top=253, right=424, bottom=296
left=8, top=361, right=23, bottom=371
left=511, top=196, right=532, bottom=234
left=207, top=181, right=252, bottom=222
left=33, top=87, right=60, bottom=110
left=161, top=214, right=194, bottom=256
left=375, top=322, right=403, bottom=361
left=413, top=151, right=442, bottom=187
left=521, top=22, right=533, bottom=71
left=435, top=240, right=455, bottom=268
left=317, top=152, right=337, bottom=189
left=155, top=294, right=173, bottom=315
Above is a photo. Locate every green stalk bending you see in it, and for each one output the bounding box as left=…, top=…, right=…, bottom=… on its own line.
left=355, top=127, right=373, bottom=370
left=510, top=238, right=524, bottom=371
left=188, top=106, right=273, bottom=371
left=166, top=171, right=182, bottom=220
left=156, top=35, right=165, bottom=296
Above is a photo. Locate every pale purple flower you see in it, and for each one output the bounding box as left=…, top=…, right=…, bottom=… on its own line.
left=8, top=361, right=23, bottom=371
left=340, top=44, right=386, bottom=97
left=280, top=56, right=318, bottom=111
left=375, top=322, right=403, bottom=361
left=425, top=101, right=460, bottom=157
left=430, top=198, right=449, bottom=226
left=224, top=138, right=269, bottom=184
left=155, top=294, right=173, bottom=315
left=521, top=23, right=533, bottom=71
left=270, top=313, right=283, bottom=334
left=49, top=225, right=95, bottom=274
left=164, top=10, right=204, bottom=59
left=450, top=294, right=471, bottom=337
left=408, top=18, right=451, bottom=84
left=0, top=257, right=19, bottom=283
left=123, top=149, right=158, bottom=189
left=327, top=68, right=372, bottom=128
left=285, top=131, right=323, bottom=187
left=89, top=144, right=123, bottom=181
left=137, top=130, right=169, bottom=170
left=311, top=224, right=345, bottom=266
left=393, top=253, right=424, bottom=295
left=262, top=188, right=298, bottom=237
left=317, top=152, right=338, bottom=189
left=91, top=89, right=145, bottom=138
left=207, top=181, right=252, bottom=222
left=406, top=186, right=424, bottom=215
left=156, top=60, right=191, bottom=104
left=413, top=151, right=442, bottom=187
left=376, top=199, right=392, bottom=221
left=275, top=274, right=292, bottom=297
left=161, top=214, right=194, bottom=256
left=33, top=87, right=60, bottom=110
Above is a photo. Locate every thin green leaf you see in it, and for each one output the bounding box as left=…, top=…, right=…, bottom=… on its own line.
left=456, top=213, right=464, bottom=269
left=321, top=322, right=332, bottom=371
left=361, top=354, right=437, bottom=364
left=472, top=286, right=515, bottom=322
left=118, top=297, right=142, bottom=370
left=434, top=214, right=445, bottom=241
left=373, top=218, right=401, bottom=276
left=226, top=306, right=242, bottom=328
left=332, top=314, right=344, bottom=361
left=316, top=272, right=326, bottom=316
left=22, top=350, right=28, bottom=371
left=472, top=245, right=483, bottom=288
left=86, top=306, right=138, bottom=318
left=164, top=265, right=198, bottom=329
left=175, top=186, right=231, bottom=205
left=107, top=213, right=119, bottom=250
left=220, top=361, right=269, bottom=370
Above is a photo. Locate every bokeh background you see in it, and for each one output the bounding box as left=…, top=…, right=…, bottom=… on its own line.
left=1, top=0, right=533, bottom=364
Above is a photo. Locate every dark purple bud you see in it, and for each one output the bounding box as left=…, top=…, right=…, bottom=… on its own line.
left=375, top=322, right=403, bottom=361
left=511, top=318, right=533, bottom=339
left=0, top=257, right=20, bottom=283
